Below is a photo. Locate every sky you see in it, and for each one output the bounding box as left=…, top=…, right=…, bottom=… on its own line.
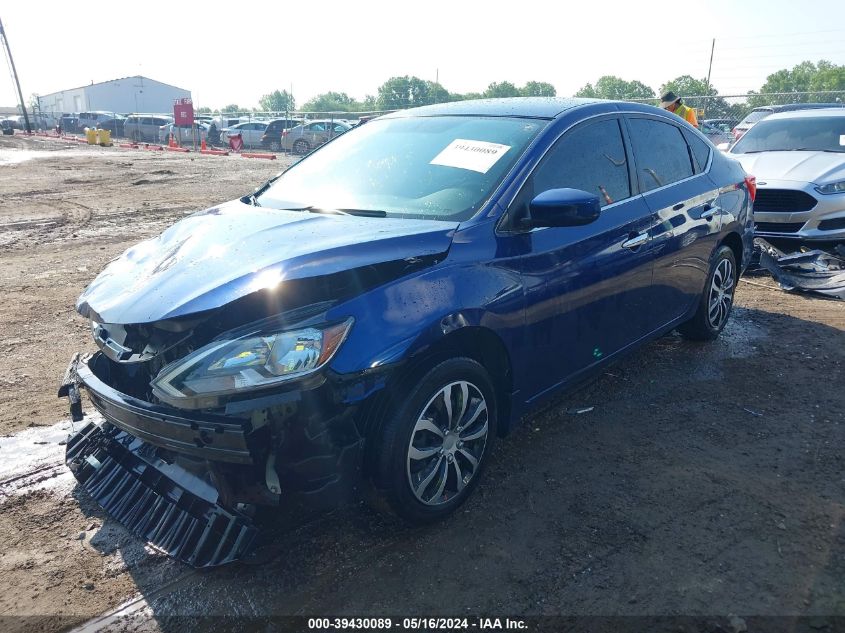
left=2, top=0, right=844, bottom=110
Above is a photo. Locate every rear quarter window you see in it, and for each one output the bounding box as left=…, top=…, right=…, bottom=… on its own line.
left=682, top=129, right=711, bottom=173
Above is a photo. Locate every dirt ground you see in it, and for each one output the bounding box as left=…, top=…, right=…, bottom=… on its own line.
left=0, top=136, right=843, bottom=632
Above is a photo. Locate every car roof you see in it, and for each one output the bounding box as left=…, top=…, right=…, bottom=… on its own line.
left=764, top=108, right=845, bottom=120
left=754, top=103, right=845, bottom=113
left=380, top=97, right=674, bottom=120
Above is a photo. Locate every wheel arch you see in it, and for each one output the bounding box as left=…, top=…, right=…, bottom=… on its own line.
left=358, top=325, right=514, bottom=478
left=719, top=231, right=743, bottom=269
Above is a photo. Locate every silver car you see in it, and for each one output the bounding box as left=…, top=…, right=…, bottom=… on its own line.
left=158, top=122, right=210, bottom=145
left=220, top=121, right=268, bottom=148
left=730, top=109, right=845, bottom=241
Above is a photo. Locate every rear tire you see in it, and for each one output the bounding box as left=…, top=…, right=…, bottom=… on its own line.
left=269, top=140, right=281, bottom=152
left=293, top=139, right=310, bottom=154
left=371, top=358, right=496, bottom=524
left=677, top=245, right=737, bottom=341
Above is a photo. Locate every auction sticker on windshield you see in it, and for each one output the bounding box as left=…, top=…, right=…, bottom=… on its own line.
left=430, top=139, right=511, bottom=173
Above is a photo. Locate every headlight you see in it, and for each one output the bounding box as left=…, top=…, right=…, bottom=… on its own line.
left=151, top=318, right=353, bottom=407
left=816, top=180, right=845, bottom=195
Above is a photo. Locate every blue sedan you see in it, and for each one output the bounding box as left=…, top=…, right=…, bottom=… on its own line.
left=62, top=98, right=755, bottom=566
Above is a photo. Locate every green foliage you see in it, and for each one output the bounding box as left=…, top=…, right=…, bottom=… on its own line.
left=574, top=76, right=654, bottom=100
left=221, top=104, right=241, bottom=113
left=302, top=92, right=356, bottom=112
left=521, top=81, right=556, bottom=97
left=195, top=106, right=212, bottom=114
left=483, top=81, right=520, bottom=98
left=376, top=76, right=435, bottom=109
left=660, top=75, right=733, bottom=118
left=258, top=90, right=295, bottom=112
left=747, top=60, right=845, bottom=107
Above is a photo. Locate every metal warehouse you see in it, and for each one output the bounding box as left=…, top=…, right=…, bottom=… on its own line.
left=37, top=75, right=191, bottom=114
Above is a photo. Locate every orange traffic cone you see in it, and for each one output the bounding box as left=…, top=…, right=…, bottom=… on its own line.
left=169, top=133, right=176, bottom=148
left=201, top=136, right=207, bottom=151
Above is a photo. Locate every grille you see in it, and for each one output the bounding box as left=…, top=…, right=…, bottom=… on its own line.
left=819, top=218, right=845, bottom=231
left=754, top=189, right=817, bottom=212
left=755, top=222, right=806, bottom=233
left=66, top=421, right=257, bottom=567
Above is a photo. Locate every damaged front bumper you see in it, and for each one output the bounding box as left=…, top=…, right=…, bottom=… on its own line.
left=66, top=421, right=257, bottom=567
left=60, top=352, right=368, bottom=567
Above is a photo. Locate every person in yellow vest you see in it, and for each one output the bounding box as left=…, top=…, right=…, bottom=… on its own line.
left=660, top=91, right=698, bottom=128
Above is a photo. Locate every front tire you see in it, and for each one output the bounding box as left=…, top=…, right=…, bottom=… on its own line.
left=677, top=245, right=737, bottom=341
left=373, top=358, right=496, bottom=524
left=293, top=139, right=310, bottom=154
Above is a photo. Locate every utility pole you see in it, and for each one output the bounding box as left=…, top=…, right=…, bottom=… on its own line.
left=0, top=17, right=32, bottom=133
left=705, top=38, right=715, bottom=118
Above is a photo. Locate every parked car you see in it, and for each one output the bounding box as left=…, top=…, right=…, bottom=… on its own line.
left=96, top=115, right=126, bottom=137
left=158, top=121, right=210, bottom=145
left=123, top=114, right=173, bottom=142
left=220, top=121, right=269, bottom=147
left=260, top=117, right=304, bottom=151
left=699, top=118, right=738, bottom=146
left=59, top=114, right=78, bottom=133
left=0, top=119, right=13, bottom=135
left=729, top=108, right=845, bottom=241
left=732, top=103, right=845, bottom=141
left=78, top=111, right=119, bottom=131
left=280, top=119, right=352, bottom=154
left=62, top=97, right=754, bottom=567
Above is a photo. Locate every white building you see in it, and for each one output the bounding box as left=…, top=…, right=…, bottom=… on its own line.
left=37, top=75, right=191, bottom=115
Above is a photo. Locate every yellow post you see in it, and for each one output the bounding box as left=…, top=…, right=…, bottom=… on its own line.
left=97, top=129, right=111, bottom=146
left=85, top=128, right=98, bottom=145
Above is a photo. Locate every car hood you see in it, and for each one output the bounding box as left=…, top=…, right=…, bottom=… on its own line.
left=732, top=151, right=845, bottom=184
left=77, top=200, right=458, bottom=324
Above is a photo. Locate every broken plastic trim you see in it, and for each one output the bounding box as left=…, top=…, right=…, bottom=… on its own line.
left=66, top=421, right=257, bottom=567
left=755, top=239, right=845, bottom=300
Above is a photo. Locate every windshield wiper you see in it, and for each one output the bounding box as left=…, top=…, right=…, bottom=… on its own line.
left=244, top=193, right=260, bottom=207
left=307, top=207, right=387, bottom=218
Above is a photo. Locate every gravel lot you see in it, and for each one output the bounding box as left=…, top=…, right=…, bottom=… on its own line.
left=0, top=135, right=843, bottom=632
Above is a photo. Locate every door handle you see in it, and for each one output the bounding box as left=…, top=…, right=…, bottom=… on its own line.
left=621, top=232, right=649, bottom=249
left=701, top=205, right=722, bottom=221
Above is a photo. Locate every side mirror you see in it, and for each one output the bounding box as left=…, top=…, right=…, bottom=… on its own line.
left=526, top=188, right=601, bottom=228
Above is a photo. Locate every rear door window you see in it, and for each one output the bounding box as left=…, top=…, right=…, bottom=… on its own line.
left=627, top=118, right=695, bottom=192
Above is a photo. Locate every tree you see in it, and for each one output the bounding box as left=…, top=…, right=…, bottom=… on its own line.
left=575, top=75, right=654, bottom=100
left=425, top=81, right=451, bottom=104
left=376, top=76, right=432, bottom=110
left=521, top=81, right=556, bottom=97
left=302, top=92, right=356, bottom=112
left=483, top=81, right=520, bottom=98
left=747, top=60, right=845, bottom=106
left=660, top=75, right=732, bottom=118
left=221, top=104, right=242, bottom=113
left=196, top=106, right=212, bottom=114
left=259, top=90, right=295, bottom=112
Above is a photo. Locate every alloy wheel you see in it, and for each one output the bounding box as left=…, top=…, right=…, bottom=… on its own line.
left=708, top=258, right=735, bottom=329
left=406, top=380, right=489, bottom=506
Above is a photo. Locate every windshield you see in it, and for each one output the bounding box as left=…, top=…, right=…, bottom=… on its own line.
left=256, top=115, right=546, bottom=221
left=731, top=115, right=845, bottom=154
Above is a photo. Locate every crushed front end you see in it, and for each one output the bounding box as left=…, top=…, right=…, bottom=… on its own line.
left=60, top=317, right=369, bottom=567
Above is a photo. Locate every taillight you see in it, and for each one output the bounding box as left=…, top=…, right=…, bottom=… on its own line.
left=282, top=130, right=289, bottom=137
left=744, top=175, right=757, bottom=202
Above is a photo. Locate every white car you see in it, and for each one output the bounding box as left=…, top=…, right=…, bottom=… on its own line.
left=220, top=121, right=269, bottom=148
left=730, top=108, right=845, bottom=241
left=158, top=122, right=209, bottom=145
